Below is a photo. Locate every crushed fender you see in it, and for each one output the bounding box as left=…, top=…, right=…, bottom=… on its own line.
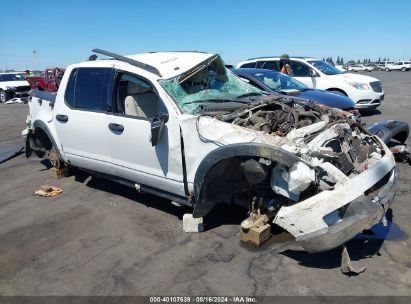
left=35, top=185, right=63, bottom=197
left=341, top=246, right=366, bottom=275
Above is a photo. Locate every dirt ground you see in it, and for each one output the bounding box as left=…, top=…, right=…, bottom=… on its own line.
left=0, top=71, right=410, bottom=296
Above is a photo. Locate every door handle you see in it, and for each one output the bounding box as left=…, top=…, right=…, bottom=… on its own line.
left=108, top=123, right=124, bottom=132
left=56, top=114, right=68, bottom=122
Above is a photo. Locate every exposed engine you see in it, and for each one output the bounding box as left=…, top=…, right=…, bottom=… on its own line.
left=219, top=96, right=356, bottom=136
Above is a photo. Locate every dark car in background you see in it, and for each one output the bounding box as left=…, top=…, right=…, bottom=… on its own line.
left=231, top=68, right=356, bottom=110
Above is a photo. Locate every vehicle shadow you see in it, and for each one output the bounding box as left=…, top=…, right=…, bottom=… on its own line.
left=204, top=203, right=248, bottom=230
left=71, top=168, right=192, bottom=219
left=69, top=167, right=249, bottom=229
left=360, top=108, right=381, bottom=117
left=280, top=209, right=402, bottom=270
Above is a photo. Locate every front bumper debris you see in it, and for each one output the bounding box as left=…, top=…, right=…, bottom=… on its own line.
left=273, top=138, right=399, bottom=253
left=297, top=167, right=399, bottom=252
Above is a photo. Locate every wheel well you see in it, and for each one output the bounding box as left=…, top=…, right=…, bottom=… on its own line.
left=193, top=156, right=272, bottom=217
left=326, top=88, right=347, bottom=96
left=192, top=143, right=301, bottom=218
left=33, top=127, right=53, bottom=150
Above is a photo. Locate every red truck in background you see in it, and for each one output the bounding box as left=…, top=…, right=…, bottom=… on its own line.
left=26, top=68, right=65, bottom=92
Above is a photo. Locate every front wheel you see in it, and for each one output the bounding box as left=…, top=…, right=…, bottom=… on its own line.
left=0, top=90, right=10, bottom=103
left=385, top=68, right=390, bottom=72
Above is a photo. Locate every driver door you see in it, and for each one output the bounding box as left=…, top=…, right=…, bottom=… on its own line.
left=106, top=72, right=186, bottom=196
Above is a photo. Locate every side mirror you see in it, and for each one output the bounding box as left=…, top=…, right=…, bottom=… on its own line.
left=150, top=112, right=169, bottom=146
left=309, top=69, right=318, bottom=77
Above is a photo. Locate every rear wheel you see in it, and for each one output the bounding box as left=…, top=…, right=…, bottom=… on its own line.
left=402, top=67, right=407, bottom=72
left=0, top=90, right=10, bottom=103
left=49, top=147, right=64, bottom=169
left=385, top=68, right=390, bottom=72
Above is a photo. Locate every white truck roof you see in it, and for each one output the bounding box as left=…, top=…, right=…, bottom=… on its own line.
left=71, top=51, right=215, bottom=80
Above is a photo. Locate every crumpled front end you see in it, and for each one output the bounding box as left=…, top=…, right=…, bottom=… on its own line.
left=273, top=137, right=398, bottom=252
left=207, top=96, right=399, bottom=252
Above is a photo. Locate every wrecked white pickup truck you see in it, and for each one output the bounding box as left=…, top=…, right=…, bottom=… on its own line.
left=23, top=49, right=399, bottom=253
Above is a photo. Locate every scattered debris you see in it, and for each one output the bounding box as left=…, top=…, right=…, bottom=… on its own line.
left=183, top=214, right=204, bottom=232
left=389, top=144, right=410, bottom=163
left=341, top=246, right=366, bottom=275
left=35, top=185, right=63, bottom=197
left=0, top=146, right=24, bottom=164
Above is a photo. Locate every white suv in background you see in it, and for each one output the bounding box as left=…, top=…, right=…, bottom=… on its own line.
left=348, top=64, right=374, bottom=72
left=236, top=57, right=384, bottom=109
left=385, top=61, right=411, bottom=72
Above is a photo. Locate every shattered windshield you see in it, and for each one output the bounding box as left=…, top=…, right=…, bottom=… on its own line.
left=159, top=55, right=265, bottom=114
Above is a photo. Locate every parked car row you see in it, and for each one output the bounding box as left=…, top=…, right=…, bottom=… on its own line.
left=236, top=56, right=384, bottom=109
left=383, top=61, right=411, bottom=72
left=347, top=61, right=411, bottom=72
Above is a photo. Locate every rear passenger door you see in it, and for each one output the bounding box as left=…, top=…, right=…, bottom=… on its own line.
left=54, top=67, right=116, bottom=175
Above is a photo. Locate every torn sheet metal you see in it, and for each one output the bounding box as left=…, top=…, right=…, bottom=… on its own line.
left=0, top=146, right=24, bottom=164
left=273, top=145, right=396, bottom=238
left=390, top=144, right=410, bottom=163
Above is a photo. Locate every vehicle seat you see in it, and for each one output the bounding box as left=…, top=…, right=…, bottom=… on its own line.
left=124, top=82, right=158, bottom=118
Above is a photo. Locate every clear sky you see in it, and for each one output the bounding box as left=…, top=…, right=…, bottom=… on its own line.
left=1, top=0, right=410, bottom=70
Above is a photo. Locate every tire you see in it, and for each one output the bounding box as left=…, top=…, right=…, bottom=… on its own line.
left=0, top=90, right=10, bottom=103
left=385, top=68, right=390, bottom=72
left=328, top=90, right=347, bottom=97
left=49, top=147, right=64, bottom=169
left=402, top=67, right=407, bottom=72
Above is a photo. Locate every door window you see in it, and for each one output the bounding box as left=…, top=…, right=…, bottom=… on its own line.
left=260, top=60, right=280, bottom=71
left=239, top=62, right=256, bottom=68
left=114, top=73, right=163, bottom=119
left=64, top=67, right=114, bottom=111
left=289, top=61, right=311, bottom=77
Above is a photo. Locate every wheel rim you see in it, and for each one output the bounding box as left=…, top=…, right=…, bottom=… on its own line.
left=0, top=91, right=5, bottom=102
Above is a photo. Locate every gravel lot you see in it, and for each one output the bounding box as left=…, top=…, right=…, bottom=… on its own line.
left=0, top=71, right=410, bottom=296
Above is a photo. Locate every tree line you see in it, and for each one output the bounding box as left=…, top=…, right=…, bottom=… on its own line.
left=322, top=56, right=392, bottom=66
